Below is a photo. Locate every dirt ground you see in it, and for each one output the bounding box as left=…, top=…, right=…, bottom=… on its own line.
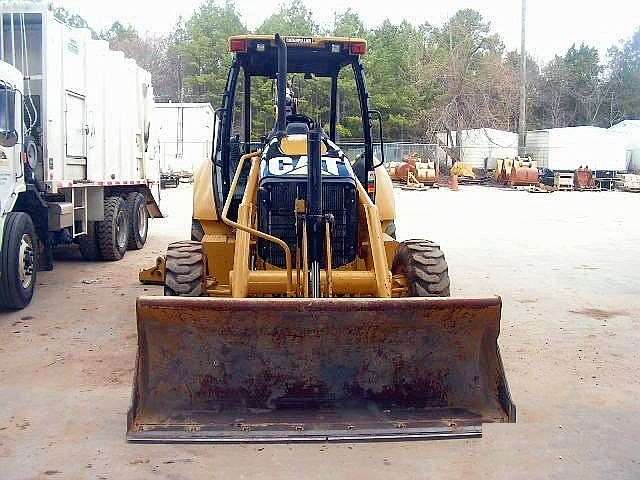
left=1, top=184, right=639, bottom=479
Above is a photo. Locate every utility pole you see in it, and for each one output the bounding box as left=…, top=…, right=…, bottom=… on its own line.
left=518, top=0, right=527, bottom=157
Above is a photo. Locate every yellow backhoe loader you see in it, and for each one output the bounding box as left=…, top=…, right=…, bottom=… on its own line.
left=129, top=34, right=515, bottom=442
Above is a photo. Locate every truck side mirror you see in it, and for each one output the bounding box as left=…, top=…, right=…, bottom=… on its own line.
left=0, top=85, right=18, bottom=148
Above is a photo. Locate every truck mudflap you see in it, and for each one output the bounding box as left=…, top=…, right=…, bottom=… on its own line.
left=127, top=297, right=515, bottom=442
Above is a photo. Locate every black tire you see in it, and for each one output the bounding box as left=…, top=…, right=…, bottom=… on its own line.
left=125, top=192, right=148, bottom=250
left=0, top=213, right=37, bottom=310
left=77, top=222, right=102, bottom=261
left=97, top=196, right=129, bottom=261
left=392, top=239, right=450, bottom=297
left=164, top=241, right=205, bottom=297
left=191, top=219, right=204, bottom=242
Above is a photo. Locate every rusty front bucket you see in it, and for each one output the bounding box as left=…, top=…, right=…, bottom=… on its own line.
left=127, top=297, right=515, bottom=442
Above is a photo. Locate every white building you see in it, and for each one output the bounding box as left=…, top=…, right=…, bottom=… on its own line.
left=609, top=120, right=640, bottom=172
left=436, top=128, right=518, bottom=170
left=151, top=103, right=214, bottom=175
left=526, top=126, right=628, bottom=171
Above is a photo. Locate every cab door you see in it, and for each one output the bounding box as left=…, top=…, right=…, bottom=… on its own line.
left=0, top=84, right=21, bottom=214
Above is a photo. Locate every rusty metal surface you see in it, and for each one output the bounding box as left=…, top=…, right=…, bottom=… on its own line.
left=394, top=162, right=416, bottom=181
left=574, top=169, right=597, bottom=190
left=510, top=166, right=539, bottom=186
left=127, top=297, right=515, bottom=442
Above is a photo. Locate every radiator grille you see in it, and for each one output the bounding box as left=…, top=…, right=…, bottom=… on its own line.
left=258, top=180, right=358, bottom=268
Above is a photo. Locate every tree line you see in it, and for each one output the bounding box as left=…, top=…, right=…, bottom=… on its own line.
left=55, top=2, right=640, bottom=141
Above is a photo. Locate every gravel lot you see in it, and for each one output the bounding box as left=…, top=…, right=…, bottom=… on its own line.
left=1, top=184, right=639, bottom=479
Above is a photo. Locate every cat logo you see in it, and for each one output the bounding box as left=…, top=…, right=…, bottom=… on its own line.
left=265, top=156, right=341, bottom=176
left=285, top=37, right=313, bottom=45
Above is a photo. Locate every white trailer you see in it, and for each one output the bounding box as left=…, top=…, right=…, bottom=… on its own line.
left=526, top=126, right=628, bottom=172
left=0, top=3, right=161, bottom=310
left=436, top=128, right=518, bottom=170
left=609, top=120, right=640, bottom=172
left=151, top=103, right=214, bottom=183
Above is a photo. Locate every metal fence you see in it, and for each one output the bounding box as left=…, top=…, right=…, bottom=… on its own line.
left=338, top=142, right=440, bottom=165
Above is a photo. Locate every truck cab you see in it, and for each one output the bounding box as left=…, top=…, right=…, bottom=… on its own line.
left=0, top=61, right=25, bottom=221
left=0, top=60, right=39, bottom=309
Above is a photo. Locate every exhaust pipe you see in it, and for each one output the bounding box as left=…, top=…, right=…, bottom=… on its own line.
left=306, top=128, right=324, bottom=297
left=275, top=33, right=287, bottom=135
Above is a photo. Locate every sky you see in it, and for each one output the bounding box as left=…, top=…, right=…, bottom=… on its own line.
left=57, top=0, right=640, bottom=63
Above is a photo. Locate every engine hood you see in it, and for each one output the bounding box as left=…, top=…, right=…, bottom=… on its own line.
left=260, top=135, right=355, bottom=180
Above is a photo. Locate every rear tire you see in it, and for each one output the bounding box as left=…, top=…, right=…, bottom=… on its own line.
left=0, top=213, right=37, bottom=310
left=392, top=239, right=450, bottom=297
left=77, top=222, right=102, bottom=261
left=125, top=192, right=148, bottom=250
left=97, top=196, right=129, bottom=261
left=164, top=241, right=205, bottom=296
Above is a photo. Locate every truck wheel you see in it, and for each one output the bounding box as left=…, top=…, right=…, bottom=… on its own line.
left=164, top=241, right=205, bottom=297
left=97, top=196, right=129, bottom=261
left=125, top=192, right=148, bottom=250
left=77, top=222, right=102, bottom=261
left=392, top=239, right=450, bottom=297
left=0, top=213, right=38, bottom=310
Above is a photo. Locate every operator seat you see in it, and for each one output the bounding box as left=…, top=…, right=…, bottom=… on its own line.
left=286, top=122, right=309, bottom=135
left=286, top=114, right=314, bottom=130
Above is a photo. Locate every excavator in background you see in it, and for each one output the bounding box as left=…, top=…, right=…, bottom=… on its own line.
left=129, top=34, right=515, bottom=442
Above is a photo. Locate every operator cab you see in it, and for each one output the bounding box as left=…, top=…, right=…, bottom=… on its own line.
left=213, top=34, right=384, bottom=220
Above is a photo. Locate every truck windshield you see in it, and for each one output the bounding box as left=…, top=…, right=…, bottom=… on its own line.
left=0, top=83, right=16, bottom=133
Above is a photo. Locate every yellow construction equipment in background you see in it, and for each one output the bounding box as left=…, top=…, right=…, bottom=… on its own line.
left=450, top=161, right=476, bottom=179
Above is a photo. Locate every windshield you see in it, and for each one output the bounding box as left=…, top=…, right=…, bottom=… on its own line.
left=236, top=66, right=364, bottom=143
left=0, top=83, right=16, bottom=133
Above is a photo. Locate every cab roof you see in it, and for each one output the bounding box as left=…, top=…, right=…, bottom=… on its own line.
left=228, top=35, right=368, bottom=78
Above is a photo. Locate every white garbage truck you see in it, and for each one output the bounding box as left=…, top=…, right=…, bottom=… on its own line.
left=0, top=3, right=161, bottom=309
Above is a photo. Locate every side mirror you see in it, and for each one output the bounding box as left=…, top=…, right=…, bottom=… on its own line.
left=0, top=129, right=18, bottom=148
left=369, top=110, right=385, bottom=168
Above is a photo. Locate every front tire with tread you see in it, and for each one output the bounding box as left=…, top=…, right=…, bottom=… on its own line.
left=392, top=239, right=450, bottom=297
left=0, top=213, right=37, bottom=310
left=164, top=241, right=205, bottom=297
left=77, top=222, right=101, bottom=261
left=125, top=192, right=148, bottom=250
left=97, top=196, right=129, bottom=261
